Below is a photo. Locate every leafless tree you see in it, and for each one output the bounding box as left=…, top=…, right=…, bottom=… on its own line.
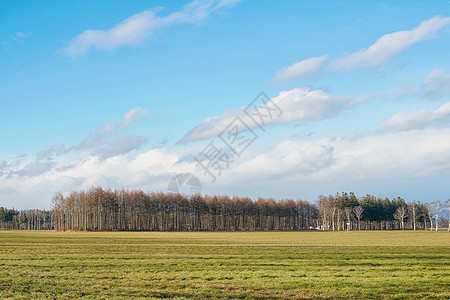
left=393, top=206, right=407, bottom=230
left=408, top=202, right=418, bottom=231
left=318, top=195, right=327, bottom=230
left=344, top=207, right=352, bottom=231
left=353, top=206, right=363, bottom=230
left=430, top=201, right=442, bottom=231
left=336, top=209, right=343, bottom=231
left=330, top=202, right=336, bottom=231
left=51, top=187, right=320, bottom=231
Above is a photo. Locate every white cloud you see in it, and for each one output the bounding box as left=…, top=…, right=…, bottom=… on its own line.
left=178, top=108, right=240, bottom=143
left=102, top=107, right=149, bottom=134
left=414, top=70, right=450, bottom=98
left=378, top=101, right=450, bottom=132
left=178, top=86, right=349, bottom=143
left=72, top=107, right=149, bottom=158
left=64, top=0, right=240, bottom=56
left=330, top=16, right=450, bottom=70
left=235, top=140, right=335, bottom=179
left=274, top=87, right=347, bottom=122
left=272, top=55, right=328, bottom=82
left=0, top=146, right=194, bottom=209
left=36, top=143, right=66, bottom=160
left=347, top=70, right=450, bottom=104
left=32, top=107, right=150, bottom=164
left=226, top=127, right=450, bottom=185
left=93, top=135, right=147, bottom=160
left=15, top=161, right=54, bottom=177
left=320, top=128, right=450, bottom=181
left=179, top=125, right=450, bottom=193
left=65, top=11, right=159, bottom=56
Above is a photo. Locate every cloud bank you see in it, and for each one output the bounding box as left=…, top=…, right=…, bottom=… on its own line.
left=4, top=124, right=450, bottom=209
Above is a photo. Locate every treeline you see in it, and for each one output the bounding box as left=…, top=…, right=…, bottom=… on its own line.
left=52, top=188, right=318, bottom=231
left=318, top=192, right=449, bottom=231
left=0, top=207, right=53, bottom=230
left=1, top=189, right=449, bottom=231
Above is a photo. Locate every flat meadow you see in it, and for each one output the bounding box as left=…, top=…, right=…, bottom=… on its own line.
left=0, top=230, right=449, bottom=299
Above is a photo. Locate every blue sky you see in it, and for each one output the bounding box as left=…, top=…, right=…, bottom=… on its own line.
left=1, top=0, right=450, bottom=209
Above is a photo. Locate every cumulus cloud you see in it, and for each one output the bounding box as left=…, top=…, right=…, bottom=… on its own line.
left=63, top=0, right=241, bottom=56
left=178, top=86, right=349, bottom=143
left=0, top=146, right=192, bottom=208
left=320, top=128, right=450, bottom=180
left=274, top=87, right=348, bottom=122
left=227, top=127, right=450, bottom=184
left=272, top=55, right=328, bottom=82
left=235, top=140, right=335, bottom=179
left=378, top=102, right=450, bottom=132
left=330, top=16, right=450, bottom=70
left=179, top=125, right=450, bottom=190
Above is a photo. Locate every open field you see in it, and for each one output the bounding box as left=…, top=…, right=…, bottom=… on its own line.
left=0, top=231, right=449, bottom=299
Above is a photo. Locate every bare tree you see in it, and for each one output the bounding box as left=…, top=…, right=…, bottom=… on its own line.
left=353, top=206, right=363, bottom=230
left=330, top=205, right=336, bottom=231
left=408, top=202, right=417, bottom=231
left=336, top=209, right=342, bottom=231
left=430, top=201, right=442, bottom=231
left=344, top=207, right=352, bottom=231
left=393, top=206, right=407, bottom=230
left=318, top=195, right=327, bottom=230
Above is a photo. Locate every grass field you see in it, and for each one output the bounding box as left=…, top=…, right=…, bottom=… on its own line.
left=0, top=231, right=449, bottom=299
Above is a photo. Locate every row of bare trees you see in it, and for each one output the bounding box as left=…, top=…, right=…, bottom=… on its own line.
left=2, top=189, right=449, bottom=231
left=51, top=187, right=319, bottom=231
left=317, top=193, right=450, bottom=231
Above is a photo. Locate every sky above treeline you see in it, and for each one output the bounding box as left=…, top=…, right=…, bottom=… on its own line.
left=1, top=0, right=450, bottom=209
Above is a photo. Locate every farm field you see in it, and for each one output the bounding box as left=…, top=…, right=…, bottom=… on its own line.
left=0, top=231, right=449, bottom=299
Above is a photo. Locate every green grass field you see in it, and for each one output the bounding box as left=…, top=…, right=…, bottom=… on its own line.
left=0, top=231, right=449, bottom=299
